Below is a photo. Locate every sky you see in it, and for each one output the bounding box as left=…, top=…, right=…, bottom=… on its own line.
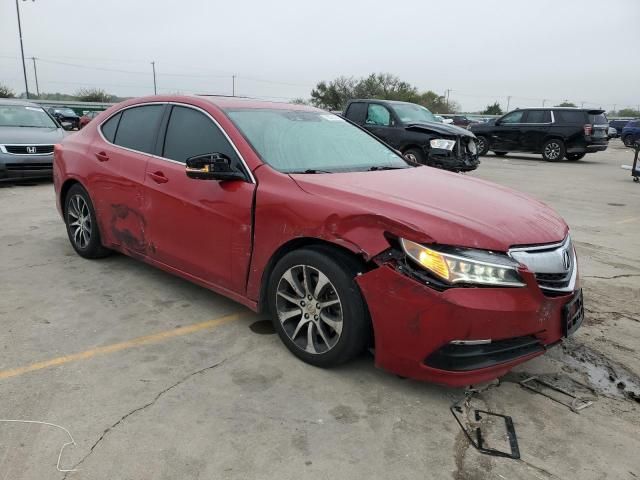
left=1, top=0, right=639, bottom=112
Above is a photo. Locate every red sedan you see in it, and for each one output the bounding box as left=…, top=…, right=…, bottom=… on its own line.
left=53, top=95, right=583, bottom=387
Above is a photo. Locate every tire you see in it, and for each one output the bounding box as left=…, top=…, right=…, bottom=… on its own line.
left=623, top=135, right=634, bottom=147
left=267, top=246, right=370, bottom=368
left=541, top=139, right=566, bottom=162
left=476, top=136, right=490, bottom=156
left=566, top=152, right=586, bottom=161
left=403, top=147, right=426, bottom=165
left=64, top=184, right=111, bottom=259
left=493, top=151, right=508, bottom=157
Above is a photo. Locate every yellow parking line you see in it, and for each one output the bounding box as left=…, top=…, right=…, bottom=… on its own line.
left=615, top=217, right=638, bottom=224
left=0, top=312, right=244, bottom=381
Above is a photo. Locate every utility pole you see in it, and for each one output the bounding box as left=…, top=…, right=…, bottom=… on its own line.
left=444, top=89, right=451, bottom=111
left=151, top=61, right=157, bottom=94
left=31, top=56, right=39, bottom=97
left=542, top=99, right=547, bottom=107
left=581, top=101, right=585, bottom=108
left=15, top=0, right=30, bottom=99
left=506, top=96, right=511, bottom=112
left=232, top=75, right=236, bottom=97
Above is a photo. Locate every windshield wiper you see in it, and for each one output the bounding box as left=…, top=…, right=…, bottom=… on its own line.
left=367, top=166, right=408, bottom=171
left=290, top=169, right=334, bottom=174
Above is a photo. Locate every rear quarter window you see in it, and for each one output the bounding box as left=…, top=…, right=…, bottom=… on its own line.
left=100, top=112, right=121, bottom=143
left=555, top=110, right=587, bottom=123
left=345, top=102, right=367, bottom=124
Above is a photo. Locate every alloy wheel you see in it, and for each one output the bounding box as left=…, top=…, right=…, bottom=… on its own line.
left=276, top=265, right=343, bottom=354
left=544, top=142, right=561, bottom=160
left=404, top=152, right=418, bottom=162
left=67, top=194, right=92, bottom=249
left=477, top=137, right=486, bottom=153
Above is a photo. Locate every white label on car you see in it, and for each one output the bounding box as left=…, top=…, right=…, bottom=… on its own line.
left=320, top=114, right=344, bottom=122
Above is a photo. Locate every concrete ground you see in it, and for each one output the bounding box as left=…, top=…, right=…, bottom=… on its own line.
left=1, top=140, right=639, bottom=480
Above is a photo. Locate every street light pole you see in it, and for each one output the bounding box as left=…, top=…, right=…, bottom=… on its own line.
left=151, top=61, right=157, bottom=95
left=31, top=57, right=39, bottom=97
left=15, top=0, right=30, bottom=99
left=232, top=75, right=236, bottom=96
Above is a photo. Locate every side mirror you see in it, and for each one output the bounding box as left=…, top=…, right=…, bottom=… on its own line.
left=494, top=120, right=501, bottom=126
left=185, top=153, right=246, bottom=181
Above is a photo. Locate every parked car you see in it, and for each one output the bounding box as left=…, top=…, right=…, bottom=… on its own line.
left=621, top=120, right=640, bottom=147
left=470, top=108, right=609, bottom=161
left=0, top=99, right=65, bottom=182
left=54, top=95, right=583, bottom=387
left=47, top=107, right=80, bottom=130
left=79, top=111, right=101, bottom=129
left=447, top=115, right=477, bottom=128
left=343, top=99, right=480, bottom=172
left=609, top=119, right=632, bottom=137
left=608, top=126, right=617, bottom=139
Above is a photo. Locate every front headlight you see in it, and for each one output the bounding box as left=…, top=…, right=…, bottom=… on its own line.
left=430, top=139, right=456, bottom=151
left=400, top=238, right=525, bottom=287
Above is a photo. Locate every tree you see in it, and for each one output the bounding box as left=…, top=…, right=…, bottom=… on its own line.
left=0, top=84, right=15, bottom=98
left=617, top=108, right=640, bottom=118
left=74, top=88, right=114, bottom=102
left=290, top=98, right=310, bottom=105
left=310, top=73, right=457, bottom=113
left=555, top=101, right=577, bottom=107
left=482, top=102, right=503, bottom=115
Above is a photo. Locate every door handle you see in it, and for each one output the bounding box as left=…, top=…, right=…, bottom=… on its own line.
left=95, top=151, right=109, bottom=162
left=148, top=171, right=169, bottom=184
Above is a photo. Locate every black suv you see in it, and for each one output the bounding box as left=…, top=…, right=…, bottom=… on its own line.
left=470, top=108, right=608, bottom=161
left=343, top=99, right=480, bottom=172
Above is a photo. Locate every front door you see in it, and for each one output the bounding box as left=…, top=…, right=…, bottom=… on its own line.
left=363, top=103, right=399, bottom=148
left=491, top=110, right=524, bottom=152
left=520, top=110, right=552, bottom=152
left=143, top=104, right=255, bottom=293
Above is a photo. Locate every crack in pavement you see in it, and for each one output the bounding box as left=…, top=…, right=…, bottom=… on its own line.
left=62, top=359, right=226, bottom=478
left=583, top=274, right=640, bottom=280
left=586, top=307, right=638, bottom=323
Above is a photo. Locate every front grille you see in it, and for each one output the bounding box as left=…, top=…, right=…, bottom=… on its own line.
left=4, top=145, right=54, bottom=155
left=5, top=163, right=52, bottom=171
left=509, top=236, right=576, bottom=295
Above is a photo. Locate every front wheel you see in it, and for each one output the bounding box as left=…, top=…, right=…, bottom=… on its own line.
left=403, top=147, right=426, bottom=164
left=541, top=139, right=566, bottom=162
left=566, top=152, right=586, bottom=161
left=476, top=136, right=490, bottom=156
left=623, top=135, right=634, bottom=147
left=267, top=247, right=370, bottom=368
left=64, top=184, right=111, bottom=259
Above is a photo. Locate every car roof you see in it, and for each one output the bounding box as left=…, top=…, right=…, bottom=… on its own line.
left=511, top=107, right=604, bottom=113
left=0, top=98, right=43, bottom=108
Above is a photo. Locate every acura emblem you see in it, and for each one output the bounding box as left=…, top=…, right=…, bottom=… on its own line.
left=26, top=146, right=37, bottom=154
left=562, top=250, right=571, bottom=271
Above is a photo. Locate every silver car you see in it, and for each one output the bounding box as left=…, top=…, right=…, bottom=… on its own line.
left=0, top=98, right=65, bottom=182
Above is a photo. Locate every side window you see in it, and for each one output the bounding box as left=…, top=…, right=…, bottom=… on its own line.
left=500, top=111, right=524, bottom=124
left=113, top=105, right=164, bottom=154
left=162, top=106, right=238, bottom=164
left=555, top=111, right=586, bottom=123
left=366, top=104, right=392, bottom=126
left=345, top=102, right=366, bottom=124
left=524, top=110, right=551, bottom=123
left=100, top=112, right=121, bottom=143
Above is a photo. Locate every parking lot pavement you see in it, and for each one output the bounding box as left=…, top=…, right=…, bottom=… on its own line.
left=1, top=141, right=639, bottom=480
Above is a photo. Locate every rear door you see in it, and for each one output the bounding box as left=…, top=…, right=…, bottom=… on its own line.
left=491, top=110, right=524, bottom=151
left=344, top=102, right=367, bottom=125
left=363, top=103, right=399, bottom=148
left=521, top=110, right=552, bottom=151
left=90, top=104, right=165, bottom=255
left=142, top=104, right=255, bottom=293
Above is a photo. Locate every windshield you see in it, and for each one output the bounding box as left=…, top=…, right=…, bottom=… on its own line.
left=392, top=103, right=438, bottom=124
left=226, top=109, right=409, bottom=173
left=0, top=105, right=58, bottom=128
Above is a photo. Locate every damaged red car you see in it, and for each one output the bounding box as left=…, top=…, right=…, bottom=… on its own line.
left=53, top=96, right=584, bottom=387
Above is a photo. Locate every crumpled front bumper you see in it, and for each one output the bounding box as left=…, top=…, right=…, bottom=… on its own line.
left=356, top=264, right=577, bottom=387
left=426, top=147, right=480, bottom=172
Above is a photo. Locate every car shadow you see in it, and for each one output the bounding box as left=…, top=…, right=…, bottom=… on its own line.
left=0, top=178, right=53, bottom=188
left=485, top=153, right=604, bottom=165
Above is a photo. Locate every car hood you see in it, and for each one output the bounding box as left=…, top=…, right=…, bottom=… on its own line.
left=291, top=167, right=568, bottom=252
left=405, top=121, right=474, bottom=138
left=0, top=126, right=65, bottom=144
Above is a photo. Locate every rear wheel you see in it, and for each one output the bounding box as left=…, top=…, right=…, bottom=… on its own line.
left=623, top=135, right=634, bottom=147
left=476, top=136, right=490, bottom=156
left=267, top=247, right=370, bottom=368
left=403, top=147, right=426, bottom=165
left=493, top=151, right=508, bottom=157
left=566, top=152, right=586, bottom=161
left=64, top=184, right=111, bottom=259
left=541, top=139, right=565, bottom=162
